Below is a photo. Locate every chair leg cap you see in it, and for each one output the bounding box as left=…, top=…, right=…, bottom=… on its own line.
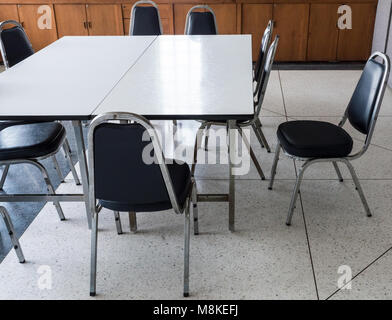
left=60, top=218, right=66, bottom=221
left=268, top=187, right=272, bottom=190
left=261, top=177, right=266, bottom=181
left=76, top=183, right=81, bottom=186
left=19, top=260, right=25, bottom=264
left=339, top=179, right=344, bottom=182
left=286, top=222, right=291, bottom=226
left=183, top=293, right=189, bottom=298
left=367, top=214, right=372, bottom=217
left=90, top=292, right=96, bottom=297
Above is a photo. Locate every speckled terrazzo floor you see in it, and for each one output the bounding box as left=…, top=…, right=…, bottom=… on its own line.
left=1, top=69, right=392, bottom=299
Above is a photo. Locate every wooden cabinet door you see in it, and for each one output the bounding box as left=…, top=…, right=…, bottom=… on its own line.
left=174, top=4, right=194, bottom=34
left=337, top=3, right=376, bottom=61
left=0, top=5, right=20, bottom=24
left=208, top=4, right=237, bottom=34
left=86, top=4, right=124, bottom=36
left=18, top=4, right=58, bottom=52
left=273, top=3, right=309, bottom=62
left=241, top=4, right=273, bottom=61
left=308, top=4, right=339, bottom=61
left=55, top=4, right=88, bottom=38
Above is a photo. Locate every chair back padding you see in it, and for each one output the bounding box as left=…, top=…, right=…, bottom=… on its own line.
left=254, top=20, right=273, bottom=86
left=93, top=123, right=172, bottom=207
left=0, top=21, right=34, bottom=68
left=347, top=59, right=386, bottom=135
left=255, top=35, right=279, bottom=117
left=131, top=5, right=162, bottom=35
left=185, top=6, right=217, bottom=35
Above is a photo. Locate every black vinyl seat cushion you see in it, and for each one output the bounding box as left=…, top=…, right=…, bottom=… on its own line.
left=132, top=6, right=162, bottom=35
left=0, top=122, right=65, bottom=161
left=187, top=12, right=216, bottom=35
left=99, top=161, right=192, bottom=212
left=0, top=120, right=46, bottom=131
left=277, top=120, right=354, bottom=158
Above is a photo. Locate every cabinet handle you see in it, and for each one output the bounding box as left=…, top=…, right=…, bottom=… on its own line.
left=83, top=22, right=87, bottom=29
left=88, top=21, right=92, bottom=28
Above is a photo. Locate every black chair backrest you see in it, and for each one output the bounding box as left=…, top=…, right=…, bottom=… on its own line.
left=254, top=20, right=273, bottom=85
left=255, top=35, right=279, bottom=118
left=0, top=20, right=34, bottom=68
left=185, top=6, right=217, bottom=35
left=347, top=57, right=387, bottom=135
left=93, top=123, right=173, bottom=208
left=130, top=1, right=162, bottom=36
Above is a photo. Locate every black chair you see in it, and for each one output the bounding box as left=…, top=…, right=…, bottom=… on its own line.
left=191, top=36, right=280, bottom=180
left=129, top=0, right=162, bottom=36
left=184, top=5, right=217, bottom=35
left=88, top=112, right=198, bottom=297
left=0, top=20, right=80, bottom=188
left=0, top=122, right=74, bottom=260
left=268, top=52, right=390, bottom=226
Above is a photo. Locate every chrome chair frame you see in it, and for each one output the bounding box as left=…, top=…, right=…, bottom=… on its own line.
left=184, top=5, right=218, bottom=35
left=0, top=206, right=25, bottom=263
left=129, top=0, right=163, bottom=35
left=268, top=52, right=391, bottom=226
left=0, top=20, right=80, bottom=188
left=88, top=112, right=198, bottom=297
left=191, top=36, right=280, bottom=181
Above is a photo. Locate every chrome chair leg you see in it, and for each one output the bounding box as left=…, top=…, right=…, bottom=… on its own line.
left=113, top=211, right=123, bottom=235
left=0, top=164, right=10, bottom=190
left=255, top=119, right=271, bottom=153
left=129, top=211, right=137, bottom=232
left=90, top=212, right=98, bottom=297
left=62, top=143, right=81, bottom=185
left=286, top=162, right=308, bottom=226
left=343, top=160, right=372, bottom=217
left=51, top=155, right=64, bottom=183
left=63, top=137, right=72, bottom=155
left=191, top=180, right=199, bottom=235
left=333, top=161, right=344, bottom=182
left=238, top=126, right=265, bottom=180
left=0, top=206, right=25, bottom=263
left=191, top=123, right=206, bottom=176
left=204, top=124, right=211, bottom=151
left=183, top=198, right=191, bottom=297
left=268, top=143, right=281, bottom=190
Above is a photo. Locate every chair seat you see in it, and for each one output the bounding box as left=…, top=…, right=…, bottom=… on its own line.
left=0, top=122, right=66, bottom=161
left=0, top=120, right=46, bottom=131
left=99, top=160, right=192, bottom=212
left=277, top=120, right=353, bottom=158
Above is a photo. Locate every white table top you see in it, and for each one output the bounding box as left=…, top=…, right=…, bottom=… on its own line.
left=0, top=36, right=157, bottom=120
left=0, top=35, right=254, bottom=121
left=95, top=35, right=254, bottom=120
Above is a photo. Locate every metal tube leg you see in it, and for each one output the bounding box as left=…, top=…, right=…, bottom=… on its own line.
left=0, top=164, right=10, bottom=190
left=343, top=160, right=372, bottom=217
left=191, top=123, right=206, bottom=176
left=183, top=200, right=191, bottom=297
left=255, top=119, right=272, bottom=153
left=204, top=124, right=211, bottom=151
left=333, top=161, right=344, bottom=182
left=191, top=180, right=199, bottom=236
left=51, top=155, right=64, bottom=183
left=113, top=211, right=123, bottom=235
left=72, top=120, right=92, bottom=229
left=63, top=137, right=72, bottom=155
left=228, top=120, right=236, bottom=232
left=44, top=170, right=66, bottom=221
left=238, top=126, right=265, bottom=180
left=129, top=212, right=137, bottom=232
left=268, top=143, right=281, bottom=190
left=63, top=143, right=81, bottom=186
left=90, top=212, right=98, bottom=297
left=0, top=207, right=25, bottom=263
left=286, top=163, right=308, bottom=226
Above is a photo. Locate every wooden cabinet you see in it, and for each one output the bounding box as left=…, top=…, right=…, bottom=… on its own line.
left=0, top=5, right=20, bottom=24
left=122, top=3, right=174, bottom=35
left=241, top=4, right=273, bottom=61
left=308, top=3, right=339, bottom=61
left=55, top=4, right=88, bottom=37
left=272, top=3, right=309, bottom=62
left=55, top=4, right=123, bottom=37
left=174, top=4, right=194, bottom=34
left=337, top=3, right=377, bottom=61
left=17, top=4, right=58, bottom=51
left=86, top=4, right=123, bottom=35
left=208, top=4, right=237, bottom=34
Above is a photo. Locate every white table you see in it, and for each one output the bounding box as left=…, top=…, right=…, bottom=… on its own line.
left=0, top=35, right=254, bottom=231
